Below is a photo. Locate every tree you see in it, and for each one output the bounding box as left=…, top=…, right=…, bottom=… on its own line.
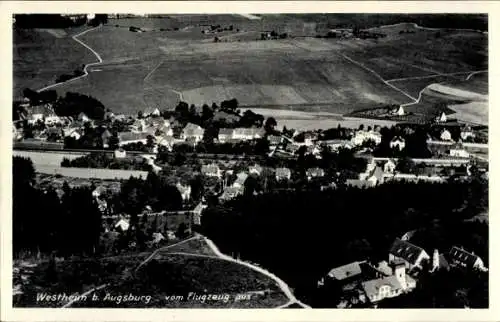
left=396, top=157, right=416, bottom=174
left=264, top=117, right=278, bottom=134
left=146, top=135, right=155, bottom=148
left=108, top=134, right=119, bottom=150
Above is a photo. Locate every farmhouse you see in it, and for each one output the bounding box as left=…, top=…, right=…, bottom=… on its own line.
left=321, top=139, right=354, bottom=151
left=232, top=127, right=265, bottom=141
left=131, top=119, right=146, bottom=133
left=143, top=107, right=161, bottom=117
left=460, top=126, right=476, bottom=141
left=435, top=111, right=448, bottom=123
left=351, top=130, right=382, bottom=146
left=440, top=129, right=452, bottom=141
left=114, top=148, right=127, bottom=159
left=383, top=159, right=396, bottom=173
left=391, top=105, right=405, bottom=116
left=267, top=135, right=283, bottom=147
left=218, top=128, right=235, bottom=143
left=448, top=246, right=487, bottom=271
left=389, top=238, right=430, bottom=270
left=249, top=164, right=263, bottom=175
left=181, top=123, right=205, bottom=143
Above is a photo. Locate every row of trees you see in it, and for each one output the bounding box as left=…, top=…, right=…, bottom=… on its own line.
left=13, top=157, right=102, bottom=258
left=61, top=153, right=152, bottom=171
left=53, top=92, right=106, bottom=120
left=200, top=176, right=488, bottom=307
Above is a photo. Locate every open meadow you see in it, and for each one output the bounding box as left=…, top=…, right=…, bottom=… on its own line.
left=14, top=14, right=488, bottom=126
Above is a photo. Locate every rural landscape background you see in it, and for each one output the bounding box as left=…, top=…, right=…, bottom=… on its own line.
left=14, top=14, right=488, bottom=128
left=12, top=13, right=488, bottom=310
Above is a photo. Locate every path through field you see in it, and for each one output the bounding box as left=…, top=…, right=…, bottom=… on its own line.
left=37, top=26, right=103, bottom=92
left=134, top=234, right=310, bottom=308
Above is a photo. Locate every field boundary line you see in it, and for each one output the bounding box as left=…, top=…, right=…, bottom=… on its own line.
left=134, top=235, right=199, bottom=273
left=203, top=236, right=311, bottom=308
left=466, top=70, right=488, bottom=81
left=386, top=70, right=481, bottom=83
left=339, top=53, right=418, bottom=102
left=367, top=22, right=487, bottom=34
left=37, top=25, right=103, bottom=92
left=143, top=60, right=164, bottom=82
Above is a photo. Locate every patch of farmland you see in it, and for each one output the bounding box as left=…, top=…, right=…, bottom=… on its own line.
left=388, top=75, right=465, bottom=99
left=155, top=236, right=218, bottom=257
left=448, top=101, right=488, bottom=126
left=424, top=84, right=488, bottom=102
left=55, top=63, right=154, bottom=114
left=13, top=27, right=95, bottom=97
left=443, top=72, right=488, bottom=95
left=78, top=254, right=288, bottom=308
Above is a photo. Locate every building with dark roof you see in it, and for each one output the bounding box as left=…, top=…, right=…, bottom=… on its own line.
left=448, top=246, right=487, bottom=271
left=389, top=238, right=430, bottom=270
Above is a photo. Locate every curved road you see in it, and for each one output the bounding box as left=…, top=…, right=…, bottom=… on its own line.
left=37, top=26, right=103, bottom=93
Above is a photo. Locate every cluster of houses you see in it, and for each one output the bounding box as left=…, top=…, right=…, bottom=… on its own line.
left=318, top=236, right=487, bottom=307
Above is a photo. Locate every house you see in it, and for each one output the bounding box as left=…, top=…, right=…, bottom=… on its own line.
left=92, top=186, right=107, bottom=199
left=389, top=238, right=430, bottom=270
left=435, top=111, right=447, bottom=123
left=430, top=249, right=450, bottom=272
left=232, top=127, right=265, bottom=141
left=176, top=182, right=191, bottom=202
left=201, top=163, right=222, bottom=178
left=220, top=186, right=243, bottom=201
left=118, top=132, right=149, bottom=146
left=303, top=132, right=317, bottom=146
left=449, top=143, right=470, bottom=158
left=346, top=176, right=377, bottom=188
left=267, top=135, right=283, bottom=147
left=158, top=136, right=176, bottom=151
left=448, top=246, right=487, bottom=271
left=232, top=172, right=248, bottom=188
left=306, top=167, right=325, bottom=180
left=439, top=129, right=452, bottom=141
left=101, top=129, right=113, bottom=148
left=218, top=128, right=234, bottom=143
left=131, top=119, right=146, bottom=133
left=249, top=164, right=263, bottom=175
left=351, top=130, right=382, bottom=146
left=152, top=232, right=165, bottom=244
left=383, top=159, right=396, bottom=173
left=321, top=139, right=354, bottom=151
left=362, top=261, right=416, bottom=304
left=143, top=107, right=161, bottom=117
left=390, top=137, right=406, bottom=150
left=181, top=123, right=205, bottom=142
left=327, top=261, right=364, bottom=281
left=392, top=105, right=405, bottom=116
left=275, top=167, right=291, bottom=181
left=78, top=112, right=90, bottom=122
left=45, top=115, right=62, bottom=126
left=115, top=218, right=130, bottom=232
left=114, top=148, right=127, bottom=159
left=460, top=126, right=476, bottom=141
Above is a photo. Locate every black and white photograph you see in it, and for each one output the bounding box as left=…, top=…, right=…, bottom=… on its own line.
left=4, top=2, right=492, bottom=315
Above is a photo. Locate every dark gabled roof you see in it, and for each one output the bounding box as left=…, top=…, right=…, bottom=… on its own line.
left=448, top=246, right=481, bottom=268
left=389, top=238, right=427, bottom=265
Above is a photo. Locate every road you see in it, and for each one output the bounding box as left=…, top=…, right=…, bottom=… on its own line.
left=37, top=26, right=103, bottom=92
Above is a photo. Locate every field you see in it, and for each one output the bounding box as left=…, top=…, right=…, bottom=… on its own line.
left=70, top=254, right=289, bottom=308
left=13, top=26, right=94, bottom=97
left=14, top=15, right=488, bottom=123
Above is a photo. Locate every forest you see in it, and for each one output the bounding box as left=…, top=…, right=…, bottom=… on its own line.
left=200, top=176, right=488, bottom=307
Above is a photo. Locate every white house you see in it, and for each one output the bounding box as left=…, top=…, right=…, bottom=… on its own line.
left=176, top=182, right=192, bottom=202
left=351, top=130, right=382, bottom=146
left=449, top=143, right=470, bottom=158
left=362, top=261, right=416, bottom=304
left=440, top=129, right=452, bottom=141
left=435, top=111, right=447, bottom=123
left=114, top=148, right=127, bottom=159
left=45, top=115, right=62, bottom=126
left=181, top=123, right=205, bottom=143
left=249, top=164, right=263, bottom=175
left=460, top=127, right=476, bottom=141
left=383, top=159, right=396, bottom=173
left=390, top=137, right=406, bottom=151
left=389, top=238, right=430, bottom=270
left=275, top=167, right=292, bottom=181
left=201, top=163, right=222, bottom=178
left=392, top=105, right=405, bottom=116
left=115, top=218, right=130, bottom=231
left=143, top=107, right=161, bottom=117
left=118, top=132, right=150, bottom=146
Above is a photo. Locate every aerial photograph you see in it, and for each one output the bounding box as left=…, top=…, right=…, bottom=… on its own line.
left=12, top=13, right=488, bottom=309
